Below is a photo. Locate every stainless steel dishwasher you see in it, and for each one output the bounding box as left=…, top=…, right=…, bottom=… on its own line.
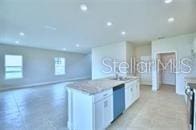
left=113, top=84, right=125, bottom=120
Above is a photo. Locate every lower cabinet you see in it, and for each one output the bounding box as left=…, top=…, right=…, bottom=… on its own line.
left=136, top=80, right=140, bottom=99
left=125, top=84, right=133, bottom=109
left=94, top=91, right=113, bottom=130
left=125, top=80, right=140, bottom=109
left=67, top=80, right=140, bottom=130
left=193, top=37, right=196, bottom=53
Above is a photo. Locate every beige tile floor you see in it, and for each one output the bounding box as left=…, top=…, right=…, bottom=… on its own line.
left=0, top=83, right=188, bottom=130
left=108, top=85, right=188, bottom=130
left=0, top=83, right=70, bottom=130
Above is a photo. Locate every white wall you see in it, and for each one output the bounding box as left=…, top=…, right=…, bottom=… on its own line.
left=152, top=33, right=196, bottom=95
left=134, top=43, right=152, bottom=57
left=91, top=41, right=135, bottom=79
left=126, top=42, right=135, bottom=75
left=92, top=42, right=127, bottom=79
left=134, top=43, right=152, bottom=85
left=0, top=44, right=92, bottom=90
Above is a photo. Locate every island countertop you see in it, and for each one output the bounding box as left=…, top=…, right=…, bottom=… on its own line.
left=66, top=78, right=138, bottom=95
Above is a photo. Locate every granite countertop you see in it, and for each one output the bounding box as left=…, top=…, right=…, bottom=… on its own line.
left=66, top=78, right=138, bottom=95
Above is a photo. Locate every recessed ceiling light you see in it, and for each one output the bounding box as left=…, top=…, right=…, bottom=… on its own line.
left=121, top=31, right=126, bottom=36
left=15, top=41, right=20, bottom=44
left=76, top=44, right=80, bottom=47
left=107, top=22, right=113, bottom=27
left=62, top=48, right=67, bottom=51
left=168, top=17, right=175, bottom=23
left=80, top=4, right=88, bottom=12
left=164, top=0, right=173, bottom=4
left=19, top=32, right=24, bottom=36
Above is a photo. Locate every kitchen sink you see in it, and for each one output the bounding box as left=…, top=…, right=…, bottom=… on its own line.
left=109, top=76, right=137, bottom=81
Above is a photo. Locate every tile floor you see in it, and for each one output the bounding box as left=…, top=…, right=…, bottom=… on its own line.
left=108, top=85, right=188, bottom=130
left=0, top=83, right=188, bottom=130
left=0, top=83, right=70, bottom=130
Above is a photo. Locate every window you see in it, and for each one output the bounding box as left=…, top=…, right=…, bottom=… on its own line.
left=5, top=55, right=23, bottom=79
left=55, top=57, right=65, bottom=75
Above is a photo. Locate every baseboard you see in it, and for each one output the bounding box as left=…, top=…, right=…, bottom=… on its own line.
left=161, top=83, right=176, bottom=87
left=141, top=81, right=152, bottom=86
left=161, top=83, right=176, bottom=86
left=0, top=76, right=91, bottom=91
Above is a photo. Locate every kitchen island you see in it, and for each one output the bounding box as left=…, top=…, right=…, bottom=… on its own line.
left=66, top=78, right=140, bottom=130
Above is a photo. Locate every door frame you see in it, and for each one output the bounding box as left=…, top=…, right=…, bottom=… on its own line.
left=152, top=51, right=177, bottom=91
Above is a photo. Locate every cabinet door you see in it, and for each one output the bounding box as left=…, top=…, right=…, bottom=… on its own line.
left=125, top=87, right=133, bottom=109
left=125, top=80, right=140, bottom=110
left=125, top=88, right=129, bottom=109
left=132, top=80, right=140, bottom=102
left=95, top=95, right=113, bottom=130
left=194, top=37, right=196, bottom=53
left=103, top=96, right=113, bottom=128
left=129, top=86, right=134, bottom=105
left=95, top=101, right=104, bottom=130
left=132, top=82, right=137, bottom=102
left=136, top=81, right=140, bottom=99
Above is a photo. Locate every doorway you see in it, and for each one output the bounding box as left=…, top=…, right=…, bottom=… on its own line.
left=153, top=52, right=177, bottom=92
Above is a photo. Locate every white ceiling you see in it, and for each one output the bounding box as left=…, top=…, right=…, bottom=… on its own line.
left=1, top=0, right=196, bottom=53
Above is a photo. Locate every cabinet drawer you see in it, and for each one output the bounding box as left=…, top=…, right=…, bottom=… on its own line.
left=94, top=89, right=113, bottom=103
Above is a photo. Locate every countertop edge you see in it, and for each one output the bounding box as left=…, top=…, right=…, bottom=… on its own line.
left=66, top=78, right=138, bottom=95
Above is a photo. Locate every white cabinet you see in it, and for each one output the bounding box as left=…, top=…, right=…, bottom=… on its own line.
left=67, top=80, right=140, bottom=130
left=136, top=80, right=140, bottom=99
left=194, top=37, right=196, bottom=53
left=125, top=82, right=134, bottom=109
left=95, top=94, right=113, bottom=130
left=103, top=97, right=113, bottom=127
left=67, top=88, right=113, bottom=130
left=139, top=56, right=152, bottom=85
left=95, top=100, right=104, bottom=130
left=132, top=80, right=140, bottom=101
left=125, top=80, right=140, bottom=109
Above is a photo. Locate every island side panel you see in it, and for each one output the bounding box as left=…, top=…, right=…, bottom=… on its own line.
left=67, top=88, right=73, bottom=129
left=68, top=88, right=94, bottom=130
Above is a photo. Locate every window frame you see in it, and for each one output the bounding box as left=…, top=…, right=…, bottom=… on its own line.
left=4, top=54, right=23, bottom=80
left=54, top=57, right=66, bottom=76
